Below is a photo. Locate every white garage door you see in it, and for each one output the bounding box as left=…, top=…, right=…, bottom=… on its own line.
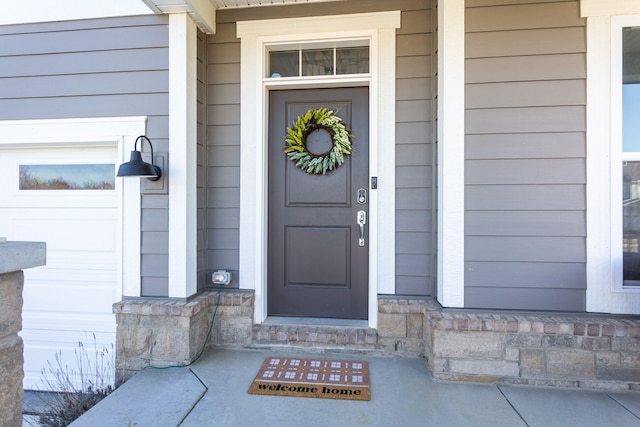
left=0, top=143, right=120, bottom=389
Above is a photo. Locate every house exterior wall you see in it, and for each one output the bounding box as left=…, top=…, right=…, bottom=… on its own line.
left=205, top=0, right=436, bottom=295
left=464, top=0, right=587, bottom=311
left=0, top=15, right=171, bottom=297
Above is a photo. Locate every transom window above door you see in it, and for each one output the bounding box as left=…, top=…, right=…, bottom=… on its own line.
left=268, top=43, right=370, bottom=78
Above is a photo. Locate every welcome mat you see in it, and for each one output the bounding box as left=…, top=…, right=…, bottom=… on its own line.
left=248, top=356, right=370, bottom=401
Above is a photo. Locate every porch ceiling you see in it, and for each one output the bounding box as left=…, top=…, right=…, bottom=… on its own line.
left=212, top=0, right=342, bottom=8
left=143, top=0, right=343, bottom=33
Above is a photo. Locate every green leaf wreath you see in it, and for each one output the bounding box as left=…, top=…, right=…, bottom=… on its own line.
left=284, top=108, right=353, bottom=175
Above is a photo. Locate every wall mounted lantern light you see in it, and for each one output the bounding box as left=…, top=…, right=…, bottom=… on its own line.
left=116, top=135, right=162, bottom=181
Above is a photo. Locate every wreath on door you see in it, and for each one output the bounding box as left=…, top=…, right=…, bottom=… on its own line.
left=284, top=108, right=353, bottom=175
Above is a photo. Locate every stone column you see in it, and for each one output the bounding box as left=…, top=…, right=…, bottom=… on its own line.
left=0, top=238, right=46, bottom=427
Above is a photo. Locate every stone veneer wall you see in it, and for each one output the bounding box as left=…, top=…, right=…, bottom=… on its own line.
left=0, top=240, right=46, bottom=427
left=424, top=301, right=640, bottom=391
left=113, top=290, right=254, bottom=384
left=114, top=292, right=640, bottom=391
left=0, top=271, right=26, bottom=427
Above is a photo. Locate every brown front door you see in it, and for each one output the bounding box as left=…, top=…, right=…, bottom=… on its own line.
left=268, top=87, right=369, bottom=319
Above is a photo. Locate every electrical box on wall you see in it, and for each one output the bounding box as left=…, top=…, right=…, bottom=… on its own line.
left=212, top=270, right=232, bottom=286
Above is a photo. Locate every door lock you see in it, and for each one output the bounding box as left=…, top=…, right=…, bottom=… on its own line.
left=357, top=188, right=367, bottom=204
left=357, top=210, right=366, bottom=246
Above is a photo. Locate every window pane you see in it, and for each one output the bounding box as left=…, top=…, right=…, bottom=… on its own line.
left=336, top=47, right=369, bottom=74
left=623, top=27, right=640, bottom=152
left=19, top=164, right=115, bottom=190
left=269, top=51, right=299, bottom=77
left=302, top=49, right=333, bottom=76
left=623, top=161, right=640, bottom=284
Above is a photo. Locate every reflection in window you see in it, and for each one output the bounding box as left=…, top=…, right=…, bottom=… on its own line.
left=623, top=162, right=640, bottom=284
left=269, top=51, right=299, bottom=77
left=268, top=46, right=369, bottom=78
left=337, top=47, right=369, bottom=75
left=302, top=49, right=333, bottom=76
left=622, top=27, right=640, bottom=285
left=19, top=164, right=115, bottom=190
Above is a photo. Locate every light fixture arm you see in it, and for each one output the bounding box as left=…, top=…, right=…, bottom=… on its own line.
left=134, top=136, right=155, bottom=165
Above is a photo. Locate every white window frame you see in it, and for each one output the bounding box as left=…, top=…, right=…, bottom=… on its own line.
left=0, top=116, right=147, bottom=299
left=583, top=0, right=640, bottom=313
left=237, top=11, right=400, bottom=328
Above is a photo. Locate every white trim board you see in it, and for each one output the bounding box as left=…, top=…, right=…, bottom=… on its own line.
left=583, top=1, right=640, bottom=314
left=237, top=11, right=400, bottom=328
left=437, top=0, right=465, bottom=308
left=168, top=13, right=199, bottom=298
left=0, top=0, right=152, bottom=25
left=0, top=116, right=147, bottom=299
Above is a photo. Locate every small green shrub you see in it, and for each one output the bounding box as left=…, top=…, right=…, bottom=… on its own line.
left=36, top=337, right=115, bottom=427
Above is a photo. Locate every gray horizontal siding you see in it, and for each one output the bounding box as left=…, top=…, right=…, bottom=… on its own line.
left=466, top=159, right=585, bottom=185
left=205, top=0, right=435, bottom=295
left=465, top=236, right=586, bottom=263
left=0, top=15, right=170, bottom=297
left=466, top=53, right=586, bottom=84
left=466, top=106, right=585, bottom=134
left=0, top=47, right=168, bottom=78
left=466, top=27, right=585, bottom=58
left=466, top=1, right=582, bottom=32
left=0, top=71, right=167, bottom=98
left=466, top=211, right=585, bottom=236
left=465, top=287, right=586, bottom=311
left=198, top=29, right=208, bottom=290
left=466, top=80, right=586, bottom=109
left=395, top=2, right=435, bottom=296
left=464, top=0, right=587, bottom=311
left=206, top=0, right=241, bottom=289
left=466, top=185, right=585, bottom=211
left=466, top=132, right=585, bottom=159
left=465, top=261, right=586, bottom=289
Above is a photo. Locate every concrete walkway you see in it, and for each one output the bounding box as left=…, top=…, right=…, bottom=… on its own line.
left=69, top=348, right=640, bottom=427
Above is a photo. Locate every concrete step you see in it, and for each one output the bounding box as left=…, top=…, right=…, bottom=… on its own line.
left=250, top=323, right=378, bottom=352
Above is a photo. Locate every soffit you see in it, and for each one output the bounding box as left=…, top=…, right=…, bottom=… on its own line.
left=213, top=0, right=340, bottom=8
left=143, top=0, right=341, bottom=33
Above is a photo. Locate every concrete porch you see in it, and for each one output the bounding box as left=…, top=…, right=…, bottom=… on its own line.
left=68, top=348, right=640, bottom=426
left=113, top=292, right=640, bottom=391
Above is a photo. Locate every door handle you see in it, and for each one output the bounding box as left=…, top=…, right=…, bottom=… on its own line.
left=357, top=210, right=366, bottom=246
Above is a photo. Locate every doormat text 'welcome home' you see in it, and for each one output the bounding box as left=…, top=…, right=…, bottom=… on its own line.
left=248, top=356, right=370, bottom=401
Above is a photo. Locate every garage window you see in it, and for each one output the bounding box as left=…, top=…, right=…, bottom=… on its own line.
left=19, top=164, right=115, bottom=190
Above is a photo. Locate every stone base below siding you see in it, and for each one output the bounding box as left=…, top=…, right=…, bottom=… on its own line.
left=424, top=301, right=640, bottom=391
left=113, top=290, right=254, bottom=384
left=113, top=292, right=640, bottom=390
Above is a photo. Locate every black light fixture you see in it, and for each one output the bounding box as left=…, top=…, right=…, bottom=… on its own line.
left=117, top=135, right=162, bottom=181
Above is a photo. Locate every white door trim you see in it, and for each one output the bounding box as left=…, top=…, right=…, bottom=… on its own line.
left=0, top=116, right=147, bottom=298
left=237, top=11, right=400, bottom=328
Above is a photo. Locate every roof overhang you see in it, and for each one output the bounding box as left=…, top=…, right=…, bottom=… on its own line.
left=142, top=0, right=218, bottom=33
left=142, top=0, right=343, bottom=34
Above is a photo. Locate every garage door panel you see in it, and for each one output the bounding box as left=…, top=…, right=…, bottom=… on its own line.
left=34, top=252, right=118, bottom=269
left=23, top=314, right=117, bottom=334
left=23, top=284, right=118, bottom=313
left=11, top=214, right=117, bottom=252
left=0, top=144, right=120, bottom=390
left=21, top=330, right=115, bottom=390
left=25, top=268, right=117, bottom=284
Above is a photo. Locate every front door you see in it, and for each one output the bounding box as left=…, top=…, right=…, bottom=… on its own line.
left=268, top=87, right=369, bottom=319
